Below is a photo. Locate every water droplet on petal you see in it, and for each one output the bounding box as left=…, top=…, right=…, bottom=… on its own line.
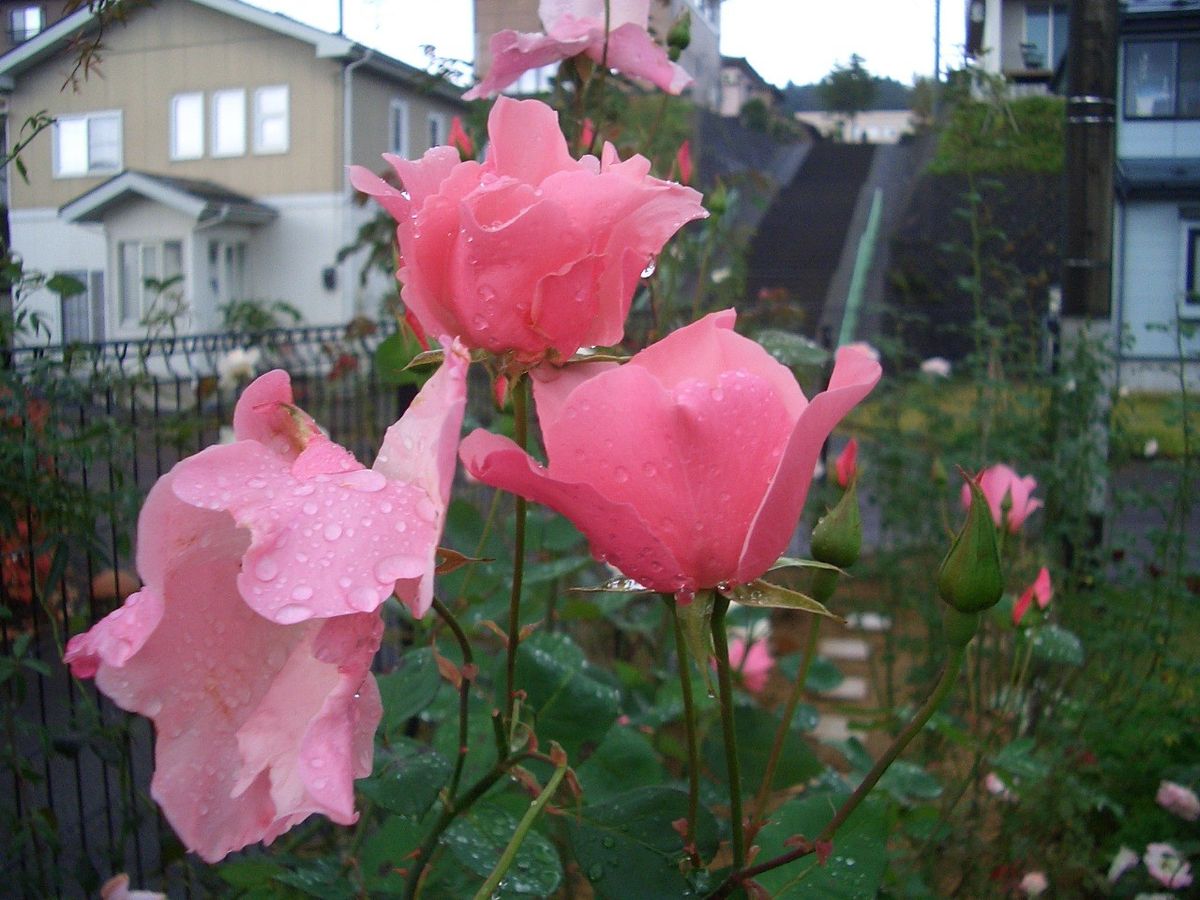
left=640, top=258, right=657, bottom=278
left=349, top=586, right=379, bottom=612
left=613, top=466, right=629, bottom=484
left=291, top=585, right=313, bottom=601
left=324, top=523, right=343, bottom=541
left=340, top=469, right=387, bottom=492
left=375, top=555, right=422, bottom=582
left=302, top=501, right=319, bottom=516
left=276, top=604, right=311, bottom=624
left=255, top=557, right=279, bottom=581
left=416, top=497, right=438, bottom=522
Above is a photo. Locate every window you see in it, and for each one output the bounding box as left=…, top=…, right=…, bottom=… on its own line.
left=170, top=93, right=204, bottom=160
left=389, top=99, right=409, bottom=157
left=1125, top=40, right=1200, bottom=119
left=53, top=111, right=121, bottom=177
left=1022, top=3, right=1068, bottom=71
left=8, top=6, right=42, bottom=43
left=59, top=270, right=105, bottom=343
left=211, top=89, right=246, bottom=157
left=1186, top=227, right=1200, bottom=310
left=207, top=239, right=246, bottom=304
left=117, top=240, right=183, bottom=324
left=253, top=85, right=289, bottom=154
left=428, top=113, right=446, bottom=149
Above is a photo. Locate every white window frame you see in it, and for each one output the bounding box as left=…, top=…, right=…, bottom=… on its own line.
left=170, top=92, right=205, bottom=161
left=1180, top=214, right=1200, bottom=319
left=211, top=89, right=246, bottom=158
left=389, top=98, right=409, bottom=157
left=8, top=6, right=43, bottom=42
left=253, top=85, right=289, bottom=155
left=53, top=110, right=122, bottom=178
left=117, top=239, right=184, bottom=325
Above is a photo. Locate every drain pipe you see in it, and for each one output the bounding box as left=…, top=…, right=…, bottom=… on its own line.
left=341, top=47, right=373, bottom=319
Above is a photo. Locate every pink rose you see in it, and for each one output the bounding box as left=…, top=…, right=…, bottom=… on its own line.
left=675, top=139, right=693, bottom=185
left=351, top=98, right=706, bottom=365
left=64, top=348, right=468, bottom=861
left=460, top=310, right=881, bottom=597
left=961, top=463, right=1043, bottom=533
left=1018, top=871, right=1048, bottom=896
left=1144, top=843, right=1193, bottom=889
left=834, top=437, right=858, bottom=488
left=1012, top=566, right=1053, bottom=626
left=464, top=0, right=693, bottom=101
left=728, top=636, right=774, bottom=694
left=1156, top=780, right=1200, bottom=821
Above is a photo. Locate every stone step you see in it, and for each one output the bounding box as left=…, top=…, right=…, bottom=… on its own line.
left=819, top=675, right=869, bottom=701
left=819, top=637, right=871, bottom=661
left=845, top=611, right=893, bottom=633
left=811, top=713, right=852, bottom=742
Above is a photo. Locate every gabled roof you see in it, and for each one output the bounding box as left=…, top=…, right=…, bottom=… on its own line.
left=60, top=170, right=278, bottom=225
left=0, top=0, right=465, bottom=103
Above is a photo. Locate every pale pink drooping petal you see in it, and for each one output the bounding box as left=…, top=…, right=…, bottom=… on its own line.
left=1156, top=781, right=1200, bottom=821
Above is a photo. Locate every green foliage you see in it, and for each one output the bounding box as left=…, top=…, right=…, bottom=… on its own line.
left=929, top=94, right=1066, bottom=174
left=218, top=298, right=304, bottom=333
left=818, top=54, right=878, bottom=122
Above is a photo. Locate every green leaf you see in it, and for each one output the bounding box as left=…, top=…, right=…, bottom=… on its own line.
left=442, top=804, right=563, bottom=897
left=990, top=737, right=1050, bottom=782
left=1029, top=624, right=1084, bottom=666
left=754, top=792, right=889, bottom=898
left=876, top=760, right=943, bottom=804
left=217, top=857, right=290, bottom=891
left=360, top=815, right=426, bottom=894
left=567, top=786, right=718, bottom=899
left=723, top=580, right=842, bottom=621
left=273, top=858, right=356, bottom=899
left=511, top=632, right=620, bottom=759
left=754, top=329, right=831, bottom=369
left=777, top=653, right=845, bottom=693
left=358, top=739, right=451, bottom=819
left=376, top=648, right=442, bottom=738
left=769, top=557, right=845, bottom=575
left=373, top=330, right=427, bottom=388
left=702, top=705, right=823, bottom=794
left=45, top=273, right=86, bottom=299
left=576, top=725, right=664, bottom=802
left=523, top=554, right=592, bottom=585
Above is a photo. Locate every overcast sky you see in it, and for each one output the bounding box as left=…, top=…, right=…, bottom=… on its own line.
left=250, top=0, right=966, bottom=87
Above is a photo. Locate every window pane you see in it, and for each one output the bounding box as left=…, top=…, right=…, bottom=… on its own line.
left=88, top=114, right=121, bottom=171
left=1025, top=4, right=1050, bottom=69
left=119, top=242, right=139, bottom=323
left=390, top=100, right=409, bottom=156
left=60, top=270, right=89, bottom=343
left=56, top=118, right=88, bottom=176
left=1052, top=5, right=1070, bottom=70
left=254, top=85, right=289, bottom=153
left=212, top=89, right=246, bottom=156
left=1125, top=41, right=1177, bottom=118
left=1180, top=41, right=1200, bottom=118
left=1188, top=230, right=1200, bottom=302
left=429, top=114, right=444, bottom=148
left=163, top=241, right=183, bottom=280
left=171, top=93, right=204, bottom=159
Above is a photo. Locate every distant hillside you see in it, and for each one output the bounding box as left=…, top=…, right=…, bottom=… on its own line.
left=783, top=77, right=914, bottom=113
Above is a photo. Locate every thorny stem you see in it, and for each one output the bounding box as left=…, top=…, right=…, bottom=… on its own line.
left=432, top=597, right=474, bottom=801
left=750, top=616, right=823, bottom=831
left=710, top=594, right=746, bottom=871
left=471, top=754, right=568, bottom=900
left=707, top=646, right=967, bottom=899
left=505, top=376, right=530, bottom=737
left=666, top=595, right=702, bottom=865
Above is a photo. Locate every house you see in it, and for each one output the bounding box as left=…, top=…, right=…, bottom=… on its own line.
left=0, top=0, right=466, bottom=345
left=1111, top=0, right=1200, bottom=388
left=472, top=0, right=722, bottom=109
left=792, top=109, right=913, bottom=144
left=965, top=0, right=1070, bottom=92
left=718, top=55, right=780, bottom=118
left=0, top=1, right=73, bottom=56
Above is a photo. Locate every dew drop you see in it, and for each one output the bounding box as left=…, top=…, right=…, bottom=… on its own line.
left=640, top=258, right=657, bottom=278
left=601, top=836, right=616, bottom=849
left=416, top=497, right=438, bottom=522
left=587, top=863, right=604, bottom=882
left=275, top=604, right=311, bottom=624
left=247, top=477, right=267, bottom=489
left=375, top=555, right=421, bottom=582
left=642, top=461, right=657, bottom=477
left=349, top=586, right=378, bottom=612
left=324, top=523, right=343, bottom=541
left=302, top=501, right=319, bottom=516
left=254, top=557, right=279, bottom=581
left=613, top=466, right=629, bottom=484
left=291, top=585, right=313, bottom=601
left=341, top=469, right=387, bottom=492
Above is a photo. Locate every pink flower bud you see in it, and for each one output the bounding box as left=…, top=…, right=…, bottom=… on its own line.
left=834, top=437, right=858, bottom=488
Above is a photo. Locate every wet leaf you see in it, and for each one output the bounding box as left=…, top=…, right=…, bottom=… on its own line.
left=702, top=706, right=822, bottom=794
left=567, top=787, right=718, bottom=899
left=1030, top=624, right=1084, bottom=666
left=359, top=739, right=451, bottom=819
left=442, top=804, right=562, bottom=897
left=723, top=580, right=843, bottom=621
left=754, top=329, right=830, bottom=369
left=376, top=648, right=441, bottom=737
left=576, top=725, right=664, bottom=802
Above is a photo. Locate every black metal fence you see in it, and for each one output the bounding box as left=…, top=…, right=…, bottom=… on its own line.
left=1, top=322, right=407, bottom=897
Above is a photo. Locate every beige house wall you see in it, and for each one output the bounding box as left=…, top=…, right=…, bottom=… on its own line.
left=7, top=0, right=345, bottom=211
left=351, top=69, right=456, bottom=169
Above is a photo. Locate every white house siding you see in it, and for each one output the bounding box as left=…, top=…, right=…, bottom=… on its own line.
left=8, top=209, right=106, bottom=344
left=1114, top=200, right=1200, bottom=388
left=1119, top=120, right=1200, bottom=159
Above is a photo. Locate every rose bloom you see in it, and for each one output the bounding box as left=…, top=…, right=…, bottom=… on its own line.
left=834, top=437, right=858, bottom=488
left=920, top=356, right=951, bottom=377
left=1019, top=871, right=1048, bottom=896
left=351, top=97, right=706, bottom=365
left=464, top=0, right=693, bottom=100
left=1012, top=566, right=1053, bottom=626
left=1144, top=843, right=1193, bottom=889
left=1108, top=845, right=1140, bottom=883
left=1156, top=780, right=1200, bottom=821
left=460, top=310, right=881, bottom=598
left=961, top=463, right=1043, bottom=533
left=728, top=636, right=774, bottom=694
left=64, top=347, right=468, bottom=861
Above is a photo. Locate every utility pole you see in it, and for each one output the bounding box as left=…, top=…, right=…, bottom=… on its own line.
left=1062, top=0, right=1118, bottom=318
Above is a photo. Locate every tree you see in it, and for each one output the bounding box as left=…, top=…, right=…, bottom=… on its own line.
left=818, top=54, right=877, bottom=139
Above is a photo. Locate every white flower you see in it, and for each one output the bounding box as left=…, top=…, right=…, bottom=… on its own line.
left=920, top=356, right=951, bottom=377
left=1118, top=384, right=1131, bottom=398
left=216, top=347, right=262, bottom=389
left=1064, top=377, right=1077, bottom=393
left=1108, top=845, right=1139, bottom=883
left=1144, top=843, right=1192, bottom=889
left=1144, top=438, right=1159, bottom=459
left=711, top=266, right=732, bottom=284
left=1019, top=871, right=1048, bottom=896
left=985, top=772, right=1015, bottom=801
